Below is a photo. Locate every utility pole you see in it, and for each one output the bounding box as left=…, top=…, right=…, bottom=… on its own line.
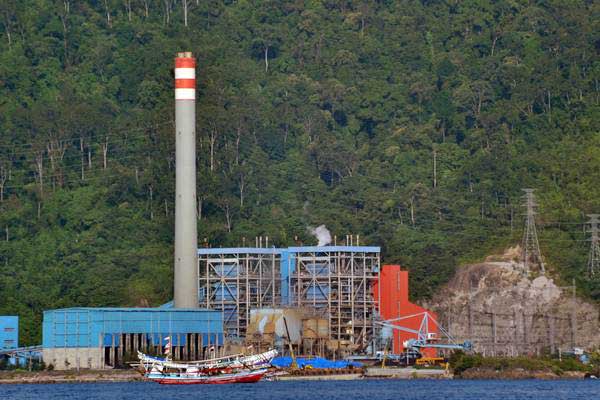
left=521, top=189, right=545, bottom=274
left=571, top=278, right=577, bottom=347
left=587, top=214, right=600, bottom=278
left=432, top=147, right=437, bottom=189
left=547, top=314, right=555, bottom=355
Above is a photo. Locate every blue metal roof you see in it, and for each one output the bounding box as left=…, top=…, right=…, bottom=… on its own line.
left=286, top=246, right=380, bottom=253
left=46, top=307, right=215, bottom=312
left=197, top=247, right=281, bottom=255
left=43, top=308, right=223, bottom=349
left=197, top=246, right=380, bottom=255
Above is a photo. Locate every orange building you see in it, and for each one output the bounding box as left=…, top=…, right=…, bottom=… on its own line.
left=373, top=265, right=438, bottom=357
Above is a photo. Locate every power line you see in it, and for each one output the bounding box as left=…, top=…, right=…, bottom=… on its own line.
left=1, top=149, right=171, bottom=191
left=0, top=120, right=173, bottom=151
left=0, top=126, right=174, bottom=161
left=521, top=188, right=545, bottom=275
left=587, top=214, right=600, bottom=278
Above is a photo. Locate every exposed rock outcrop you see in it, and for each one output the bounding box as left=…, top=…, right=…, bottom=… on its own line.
left=429, top=246, right=600, bottom=355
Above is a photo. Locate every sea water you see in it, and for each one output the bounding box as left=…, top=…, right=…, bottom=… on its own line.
left=1, top=379, right=598, bottom=400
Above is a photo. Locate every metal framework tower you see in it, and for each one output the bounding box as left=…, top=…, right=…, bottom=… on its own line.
left=198, top=249, right=280, bottom=337
left=587, top=214, right=600, bottom=278
left=197, top=245, right=381, bottom=348
left=521, top=189, right=545, bottom=274
left=287, top=248, right=380, bottom=346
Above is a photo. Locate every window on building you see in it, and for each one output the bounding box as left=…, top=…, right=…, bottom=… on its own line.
left=4, top=327, right=15, bottom=332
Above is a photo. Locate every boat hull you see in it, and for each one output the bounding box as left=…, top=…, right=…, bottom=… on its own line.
left=147, top=368, right=266, bottom=385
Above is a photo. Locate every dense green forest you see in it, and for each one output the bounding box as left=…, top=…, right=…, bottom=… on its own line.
left=0, top=1, right=599, bottom=345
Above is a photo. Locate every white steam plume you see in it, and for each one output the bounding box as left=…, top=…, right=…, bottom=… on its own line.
left=309, top=225, right=332, bottom=247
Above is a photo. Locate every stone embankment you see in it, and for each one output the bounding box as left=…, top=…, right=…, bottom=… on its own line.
left=459, top=368, right=587, bottom=380
left=0, top=370, right=142, bottom=384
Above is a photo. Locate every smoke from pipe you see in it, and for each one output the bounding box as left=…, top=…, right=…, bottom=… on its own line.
left=308, top=225, right=332, bottom=246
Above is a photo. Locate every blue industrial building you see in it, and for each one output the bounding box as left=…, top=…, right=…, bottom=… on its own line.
left=42, top=308, right=223, bottom=370
left=0, top=316, right=36, bottom=369
left=0, top=316, right=18, bottom=351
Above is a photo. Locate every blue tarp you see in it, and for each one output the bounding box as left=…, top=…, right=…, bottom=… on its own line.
left=271, top=356, right=362, bottom=369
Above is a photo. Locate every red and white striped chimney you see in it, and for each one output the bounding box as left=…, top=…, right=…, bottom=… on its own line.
left=173, top=52, right=198, bottom=309
left=175, top=54, right=196, bottom=100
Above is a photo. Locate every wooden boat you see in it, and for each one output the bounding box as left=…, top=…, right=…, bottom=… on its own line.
left=137, top=346, right=277, bottom=384
left=145, top=367, right=267, bottom=385
left=137, top=349, right=277, bottom=373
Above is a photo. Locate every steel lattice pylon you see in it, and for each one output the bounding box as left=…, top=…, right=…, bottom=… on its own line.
left=587, top=214, right=600, bottom=278
left=521, top=189, right=545, bottom=275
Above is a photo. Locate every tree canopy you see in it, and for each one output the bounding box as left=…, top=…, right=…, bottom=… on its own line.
left=0, top=0, right=599, bottom=345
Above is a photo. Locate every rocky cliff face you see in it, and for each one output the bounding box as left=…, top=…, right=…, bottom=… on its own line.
left=428, top=247, right=600, bottom=355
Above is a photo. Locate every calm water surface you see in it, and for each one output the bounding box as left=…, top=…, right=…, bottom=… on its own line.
left=2, top=379, right=598, bottom=400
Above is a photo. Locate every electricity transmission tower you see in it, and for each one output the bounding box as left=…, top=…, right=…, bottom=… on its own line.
left=521, top=189, right=545, bottom=275
left=587, top=214, right=600, bottom=278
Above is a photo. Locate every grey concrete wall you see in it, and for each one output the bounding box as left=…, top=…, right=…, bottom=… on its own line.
left=43, top=348, right=104, bottom=371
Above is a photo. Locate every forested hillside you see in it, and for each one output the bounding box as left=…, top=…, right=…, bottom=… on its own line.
left=0, top=1, right=599, bottom=345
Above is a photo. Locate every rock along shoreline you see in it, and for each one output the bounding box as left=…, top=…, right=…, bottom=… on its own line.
left=0, top=370, right=143, bottom=385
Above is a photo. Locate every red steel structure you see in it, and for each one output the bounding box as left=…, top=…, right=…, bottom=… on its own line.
left=373, top=265, right=438, bottom=357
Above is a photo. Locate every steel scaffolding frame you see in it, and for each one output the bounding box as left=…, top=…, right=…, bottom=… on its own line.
left=288, top=249, right=380, bottom=345
left=197, top=247, right=381, bottom=346
left=198, top=250, right=280, bottom=338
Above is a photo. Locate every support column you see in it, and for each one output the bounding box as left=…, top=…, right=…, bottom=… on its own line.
left=183, top=333, right=188, bottom=360
left=467, top=303, right=473, bottom=341
left=120, top=334, right=126, bottom=366
left=491, top=312, right=497, bottom=356
left=512, top=310, right=519, bottom=355
left=548, top=314, right=555, bottom=355
left=110, top=334, right=115, bottom=367
left=522, top=312, right=528, bottom=354
left=126, top=334, right=131, bottom=361
left=199, top=333, right=204, bottom=359
left=99, top=334, right=104, bottom=370
left=571, top=280, right=577, bottom=348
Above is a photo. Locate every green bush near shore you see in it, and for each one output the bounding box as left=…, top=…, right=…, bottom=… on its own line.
left=449, top=351, right=596, bottom=377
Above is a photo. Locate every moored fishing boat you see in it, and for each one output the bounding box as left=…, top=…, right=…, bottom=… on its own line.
left=137, top=338, right=277, bottom=384
left=145, top=367, right=268, bottom=385
left=137, top=348, right=278, bottom=373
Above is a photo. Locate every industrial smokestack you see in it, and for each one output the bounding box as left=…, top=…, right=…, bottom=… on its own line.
left=173, top=52, right=198, bottom=308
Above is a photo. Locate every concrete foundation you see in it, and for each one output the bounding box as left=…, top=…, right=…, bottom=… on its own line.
left=43, top=348, right=104, bottom=371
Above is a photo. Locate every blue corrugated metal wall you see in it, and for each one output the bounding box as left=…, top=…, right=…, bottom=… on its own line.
left=43, top=308, right=223, bottom=348
left=0, top=316, right=18, bottom=350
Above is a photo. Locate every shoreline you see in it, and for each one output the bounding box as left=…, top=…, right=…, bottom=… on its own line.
left=0, top=370, right=143, bottom=385
left=0, top=367, right=591, bottom=384
left=457, top=367, right=588, bottom=380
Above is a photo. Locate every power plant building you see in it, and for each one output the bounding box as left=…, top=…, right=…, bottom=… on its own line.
left=42, top=308, right=223, bottom=370
left=198, top=245, right=381, bottom=353
left=31, top=51, right=438, bottom=369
